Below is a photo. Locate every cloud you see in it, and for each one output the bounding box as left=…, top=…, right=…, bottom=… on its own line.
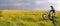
left=0, top=0, right=60, bottom=11
left=54, top=1, right=60, bottom=11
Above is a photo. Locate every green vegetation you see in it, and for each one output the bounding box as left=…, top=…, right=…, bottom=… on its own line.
left=0, top=10, right=60, bottom=26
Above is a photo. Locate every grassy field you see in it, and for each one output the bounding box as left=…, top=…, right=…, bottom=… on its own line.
left=0, top=10, right=60, bottom=26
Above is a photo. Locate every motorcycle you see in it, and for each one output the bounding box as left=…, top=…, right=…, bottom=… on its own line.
left=42, top=6, right=57, bottom=26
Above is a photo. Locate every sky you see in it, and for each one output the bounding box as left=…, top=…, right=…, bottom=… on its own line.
left=0, top=0, right=60, bottom=11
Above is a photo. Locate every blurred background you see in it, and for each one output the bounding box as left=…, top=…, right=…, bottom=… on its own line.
left=0, top=0, right=60, bottom=11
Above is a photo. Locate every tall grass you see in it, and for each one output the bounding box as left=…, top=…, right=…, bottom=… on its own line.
left=0, top=10, right=60, bottom=26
